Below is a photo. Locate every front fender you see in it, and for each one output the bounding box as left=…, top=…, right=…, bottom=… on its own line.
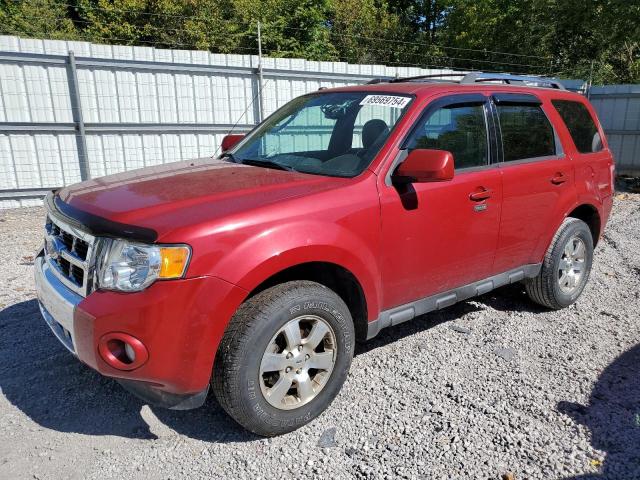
left=214, top=220, right=382, bottom=321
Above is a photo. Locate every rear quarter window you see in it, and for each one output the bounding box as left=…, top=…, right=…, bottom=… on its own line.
left=551, top=100, right=603, bottom=154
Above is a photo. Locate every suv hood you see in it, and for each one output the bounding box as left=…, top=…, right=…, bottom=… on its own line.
left=57, top=158, right=349, bottom=239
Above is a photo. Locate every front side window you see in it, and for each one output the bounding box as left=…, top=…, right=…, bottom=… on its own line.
left=552, top=100, right=603, bottom=153
left=406, top=103, right=489, bottom=169
left=229, top=92, right=412, bottom=177
left=497, top=104, right=556, bottom=161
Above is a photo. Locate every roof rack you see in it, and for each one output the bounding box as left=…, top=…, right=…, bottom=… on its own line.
left=461, top=72, right=565, bottom=90
left=367, top=71, right=565, bottom=90
left=367, top=73, right=464, bottom=84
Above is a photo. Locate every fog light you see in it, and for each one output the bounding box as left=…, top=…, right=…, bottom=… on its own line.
left=98, top=333, right=148, bottom=371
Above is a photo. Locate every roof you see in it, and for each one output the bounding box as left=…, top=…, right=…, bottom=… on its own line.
left=321, top=72, right=587, bottom=101
left=325, top=83, right=587, bottom=104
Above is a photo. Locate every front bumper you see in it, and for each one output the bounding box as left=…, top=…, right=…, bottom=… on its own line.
left=34, top=253, right=248, bottom=409
left=34, top=255, right=81, bottom=353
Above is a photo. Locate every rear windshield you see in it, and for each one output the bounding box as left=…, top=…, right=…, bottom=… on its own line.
left=552, top=100, right=603, bottom=153
left=227, top=92, right=412, bottom=177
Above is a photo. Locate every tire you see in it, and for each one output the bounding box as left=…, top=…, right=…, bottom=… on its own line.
left=212, top=281, right=355, bottom=436
left=525, top=217, right=594, bottom=309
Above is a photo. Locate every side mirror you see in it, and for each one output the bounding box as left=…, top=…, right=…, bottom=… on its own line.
left=394, top=149, right=454, bottom=183
left=221, top=134, right=245, bottom=152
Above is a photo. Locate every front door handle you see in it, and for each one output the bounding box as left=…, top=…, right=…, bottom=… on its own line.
left=469, top=187, right=492, bottom=202
left=551, top=172, right=568, bottom=185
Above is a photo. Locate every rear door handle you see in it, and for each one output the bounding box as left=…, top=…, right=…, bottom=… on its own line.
left=551, top=172, right=568, bottom=185
left=469, top=188, right=492, bottom=202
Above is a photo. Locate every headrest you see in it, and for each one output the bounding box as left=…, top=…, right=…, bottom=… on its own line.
left=362, top=119, right=389, bottom=150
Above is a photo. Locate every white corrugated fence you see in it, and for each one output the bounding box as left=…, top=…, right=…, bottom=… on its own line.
left=0, top=35, right=637, bottom=209
left=0, top=35, right=456, bottom=208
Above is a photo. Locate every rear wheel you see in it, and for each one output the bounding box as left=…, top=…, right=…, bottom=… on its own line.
left=525, top=217, right=594, bottom=309
left=212, top=281, right=354, bottom=436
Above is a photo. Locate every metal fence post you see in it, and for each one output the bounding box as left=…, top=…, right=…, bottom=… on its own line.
left=587, top=60, right=594, bottom=99
left=66, top=50, right=90, bottom=181
left=256, top=21, right=266, bottom=122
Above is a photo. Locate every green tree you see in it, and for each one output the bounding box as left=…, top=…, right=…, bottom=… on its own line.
left=0, top=0, right=78, bottom=40
left=232, top=0, right=337, bottom=60
left=548, top=0, right=640, bottom=83
left=436, top=0, right=554, bottom=74
left=72, top=0, right=239, bottom=51
left=388, top=0, right=449, bottom=41
left=329, top=0, right=409, bottom=65
left=0, top=0, right=638, bottom=83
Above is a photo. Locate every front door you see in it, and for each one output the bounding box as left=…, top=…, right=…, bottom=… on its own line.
left=378, top=94, right=503, bottom=310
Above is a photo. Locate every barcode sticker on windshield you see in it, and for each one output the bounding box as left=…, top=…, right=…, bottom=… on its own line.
left=359, top=95, right=411, bottom=109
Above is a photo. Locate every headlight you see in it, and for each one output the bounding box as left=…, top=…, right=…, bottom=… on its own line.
left=98, top=239, right=191, bottom=292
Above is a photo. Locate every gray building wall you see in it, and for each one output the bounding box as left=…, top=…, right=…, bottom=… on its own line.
left=589, top=84, right=640, bottom=176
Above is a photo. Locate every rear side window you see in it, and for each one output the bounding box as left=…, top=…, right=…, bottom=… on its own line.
left=552, top=100, right=603, bottom=153
left=406, top=104, right=489, bottom=169
left=497, top=104, right=556, bottom=161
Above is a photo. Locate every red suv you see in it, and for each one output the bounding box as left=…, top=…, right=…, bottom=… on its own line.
left=34, top=73, right=614, bottom=436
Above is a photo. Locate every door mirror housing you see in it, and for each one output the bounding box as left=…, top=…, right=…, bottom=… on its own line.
left=221, top=134, right=245, bottom=152
left=394, top=149, right=455, bottom=183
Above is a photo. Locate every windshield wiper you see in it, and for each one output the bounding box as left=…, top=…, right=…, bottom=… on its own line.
left=242, top=158, right=296, bottom=172
left=219, top=152, right=238, bottom=163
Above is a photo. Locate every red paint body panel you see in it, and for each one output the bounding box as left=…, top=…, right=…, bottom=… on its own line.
left=74, top=276, right=247, bottom=394
left=56, top=82, right=614, bottom=395
left=378, top=168, right=503, bottom=308
left=58, top=158, right=348, bottom=235
left=494, top=157, right=577, bottom=272
left=158, top=173, right=383, bottom=321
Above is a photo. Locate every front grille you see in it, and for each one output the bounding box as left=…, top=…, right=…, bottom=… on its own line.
left=71, top=264, right=85, bottom=285
left=44, top=213, right=97, bottom=297
left=48, top=222, right=90, bottom=261
left=74, top=239, right=89, bottom=261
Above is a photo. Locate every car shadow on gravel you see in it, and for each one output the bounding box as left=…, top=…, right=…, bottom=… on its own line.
left=559, top=344, right=640, bottom=479
left=474, top=282, right=548, bottom=314
left=0, top=300, right=255, bottom=443
left=356, top=299, right=486, bottom=355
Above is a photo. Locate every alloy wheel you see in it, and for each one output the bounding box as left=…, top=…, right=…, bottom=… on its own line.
left=259, top=315, right=337, bottom=410
left=558, top=235, right=587, bottom=294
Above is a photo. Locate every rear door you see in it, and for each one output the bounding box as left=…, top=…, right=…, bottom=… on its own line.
left=378, top=93, right=503, bottom=309
left=491, top=93, right=577, bottom=273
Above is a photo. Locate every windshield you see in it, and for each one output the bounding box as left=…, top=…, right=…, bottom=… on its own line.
left=227, top=92, right=412, bottom=177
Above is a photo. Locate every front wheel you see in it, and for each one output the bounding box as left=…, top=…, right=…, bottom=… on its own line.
left=212, top=281, right=355, bottom=436
left=525, top=217, right=594, bottom=309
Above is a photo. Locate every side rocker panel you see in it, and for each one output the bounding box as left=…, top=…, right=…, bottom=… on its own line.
left=367, top=264, right=542, bottom=339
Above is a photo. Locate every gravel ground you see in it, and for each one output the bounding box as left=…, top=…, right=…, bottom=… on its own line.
left=0, top=194, right=639, bottom=480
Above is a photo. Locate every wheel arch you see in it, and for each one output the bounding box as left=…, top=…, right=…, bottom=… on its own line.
left=242, top=261, right=370, bottom=342
left=533, top=201, right=602, bottom=264
left=566, top=203, right=601, bottom=246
